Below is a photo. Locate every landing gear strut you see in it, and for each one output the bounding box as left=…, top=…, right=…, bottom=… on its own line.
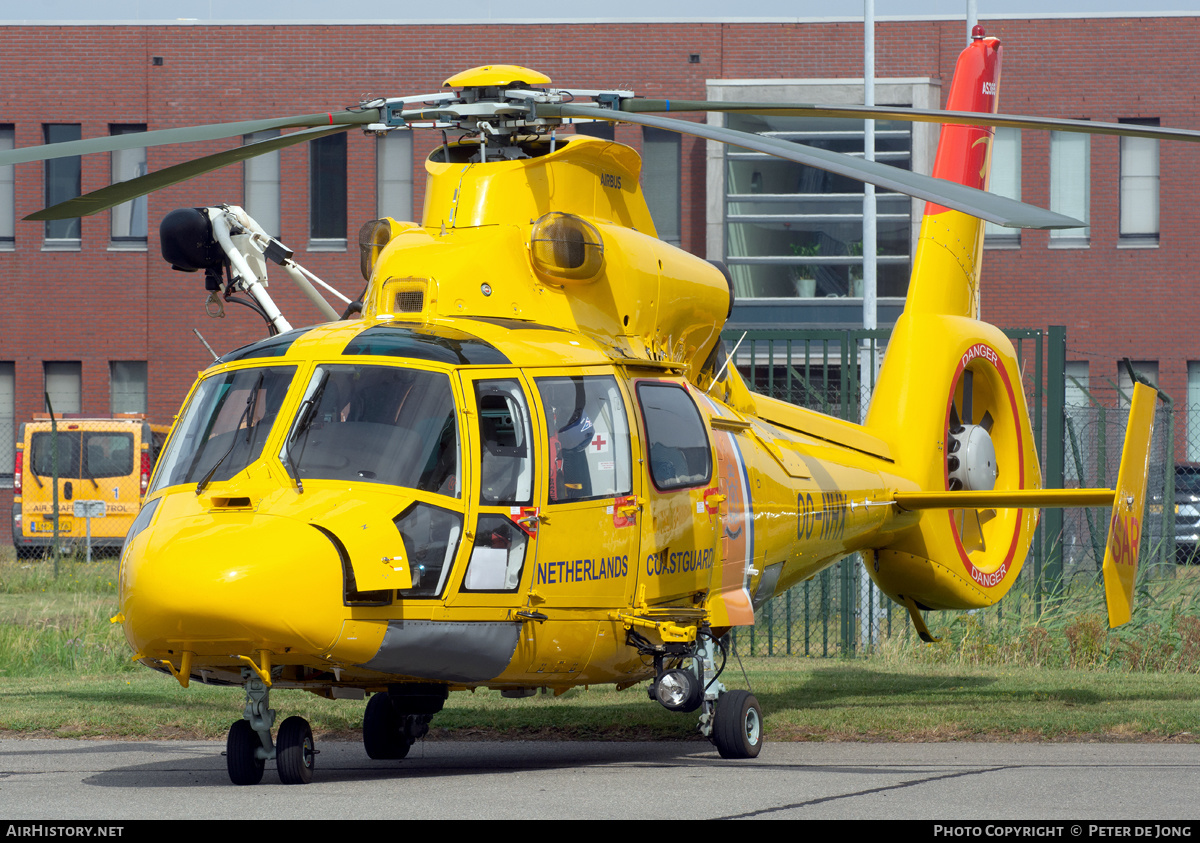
left=225, top=668, right=317, bottom=785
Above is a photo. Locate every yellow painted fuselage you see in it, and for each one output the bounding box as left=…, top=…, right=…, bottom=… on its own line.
left=119, top=130, right=1037, bottom=697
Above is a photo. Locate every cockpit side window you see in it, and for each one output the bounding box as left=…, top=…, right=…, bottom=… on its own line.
left=151, top=365, right=297, bottom=492
left=474, top=379, right=534, bottom=506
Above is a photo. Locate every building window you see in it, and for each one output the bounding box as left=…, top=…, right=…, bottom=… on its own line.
left=310, top=133, right=347, bottom=248
left=1189, top=363, right=1200, bottom=463
left=44, top=362, right=82, bottom=415
left=723, top=110, right=912, bottom=299
left=110, top=361, right=147, bottom=415
left=43, top=124, right=82, bottom=246
left=984, top=128, right=1021, bottom=247
left=0, top=126, right=13, bottom=249
left=575, top=122, right=615, bottom=141
left=1119, top=119, right=1159, bottom=244
left=642, top=127, right=681, bottom=247
left=0, top=362, right=13, bottom=484
left=376, top=130, right=413, bottom=221
left=244, top=130, right=281, bottom=236
left=1118, top=360, right=1158, bottom=409
left=1064, top=360, right=1090, bottom=483
left=1050, top=130, right=1089, bottom=246
left=110, top=124, right=147, bottom=246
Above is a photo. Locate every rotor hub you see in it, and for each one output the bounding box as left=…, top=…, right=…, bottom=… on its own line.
left=947, top=423, right=998, bottom=492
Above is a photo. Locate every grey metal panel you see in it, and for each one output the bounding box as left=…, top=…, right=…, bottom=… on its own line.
left=752, top=562, right=784, bottom=610
left=360, top=620, right=520, bottom=683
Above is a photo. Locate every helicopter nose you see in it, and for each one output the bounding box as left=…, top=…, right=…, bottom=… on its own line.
left=120, top=512, right=345, bottom=658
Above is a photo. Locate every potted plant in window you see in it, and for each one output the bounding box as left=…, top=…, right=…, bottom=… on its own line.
left=848, top=240, right=863, bottom=297
left=789, top=241, right=819, bottom=298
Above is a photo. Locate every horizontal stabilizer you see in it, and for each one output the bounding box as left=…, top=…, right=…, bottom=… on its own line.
left=893, top=489, right=1115, bottom=510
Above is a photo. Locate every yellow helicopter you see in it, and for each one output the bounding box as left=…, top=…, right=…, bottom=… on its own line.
left=5, top=30, right=1184, bottom=785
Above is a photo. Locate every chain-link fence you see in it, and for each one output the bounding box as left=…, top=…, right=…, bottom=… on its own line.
left=721, top=327, right=1174, bottom=657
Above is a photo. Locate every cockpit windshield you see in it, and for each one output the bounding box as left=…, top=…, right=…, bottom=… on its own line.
left=280, top=364, right=460, bottom=497
left=150, top=365, right=297, bottom=493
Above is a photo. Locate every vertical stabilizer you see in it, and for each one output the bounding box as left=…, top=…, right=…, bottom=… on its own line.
left=905, top=29, right=1003, bottom=319
left=866, top=30, right=1042, bottom=614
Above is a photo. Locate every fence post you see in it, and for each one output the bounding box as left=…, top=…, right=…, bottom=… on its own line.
left=1044, top=326, right=1067, bottom=593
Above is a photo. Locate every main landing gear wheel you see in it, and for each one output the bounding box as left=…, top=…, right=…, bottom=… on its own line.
left=226, top=719, right=265, bottom=786
left=363, top=692, right=411, bottom=760
left=276, top=716, right=316, bottom=785
left=712, top=690, right=763, bottom=759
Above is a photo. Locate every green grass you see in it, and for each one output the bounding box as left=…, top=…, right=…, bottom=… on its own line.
left=3, top=551, right=1200, bottom=743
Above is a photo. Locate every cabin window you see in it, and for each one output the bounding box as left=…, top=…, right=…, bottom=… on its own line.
left=636, top=382, right=712, bottom=491
left=462, top=513, right=529, bottom=592
left=281, top=364, right=460, bottom=497
left=393, top=502, right=463, bottom=598
left=536, top=375, right=632, bottom=503
left=475, top=379, right=534, bottom=506
left=151, top=365, right=297, bottom=492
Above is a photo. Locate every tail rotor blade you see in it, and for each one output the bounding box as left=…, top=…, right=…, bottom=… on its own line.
left=962, top=370, right=974, bottom=426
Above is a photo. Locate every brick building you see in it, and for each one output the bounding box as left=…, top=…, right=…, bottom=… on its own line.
left=0, top=14, right=1196, bottom=545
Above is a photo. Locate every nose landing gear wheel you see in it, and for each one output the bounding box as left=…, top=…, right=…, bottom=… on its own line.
left=226, top=719, right=265, bottom=786
left=277, top=716, right=315, bottom=785
left=711, top=690, right=763, bottom=759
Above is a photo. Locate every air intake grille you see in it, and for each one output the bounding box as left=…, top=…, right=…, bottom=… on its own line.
left=395, top=290, right=424, bottom=313
left=382, top=277, right=429, bottom=316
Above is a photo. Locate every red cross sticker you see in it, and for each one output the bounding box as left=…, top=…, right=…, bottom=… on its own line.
left=592, top=435, right=608, bottom=452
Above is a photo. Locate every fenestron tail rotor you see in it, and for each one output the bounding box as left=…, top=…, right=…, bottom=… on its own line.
left=947, top=367, right=1000, bottom=553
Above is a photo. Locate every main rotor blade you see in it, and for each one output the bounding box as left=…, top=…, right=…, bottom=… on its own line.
left=624, top=100, right=1200, bottom=145
left=546, top=104, right=1081, bottom=229
left=25, top=125, right=351, bottom=221
left=0, top=109, right=378, bottom=169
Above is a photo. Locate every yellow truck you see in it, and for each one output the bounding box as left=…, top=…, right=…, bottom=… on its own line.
left=12, top=415, right=168, bottom=557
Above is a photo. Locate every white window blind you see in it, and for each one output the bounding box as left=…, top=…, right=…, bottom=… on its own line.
left=376, top=131, right=413, bottom=222
left=44, top=362, right=81, bottom=415
left=1050, top=130, right=1089, bottom=243
left=244, top=130, right=281, bottom=237
left=984, top=128, right=1021, bottom=244
left=110, top=124, right=148, bottom=243
left=110, top=361, right=147, bottom=415
left=1120, top=121, right=1159, bottom=241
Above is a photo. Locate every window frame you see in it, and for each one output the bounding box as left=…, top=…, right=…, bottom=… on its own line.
left=109, top=123, right=148, bottom=247
left=309, top=131, right=347, bottom=249
left=42, top=124, right=83, bottom=247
